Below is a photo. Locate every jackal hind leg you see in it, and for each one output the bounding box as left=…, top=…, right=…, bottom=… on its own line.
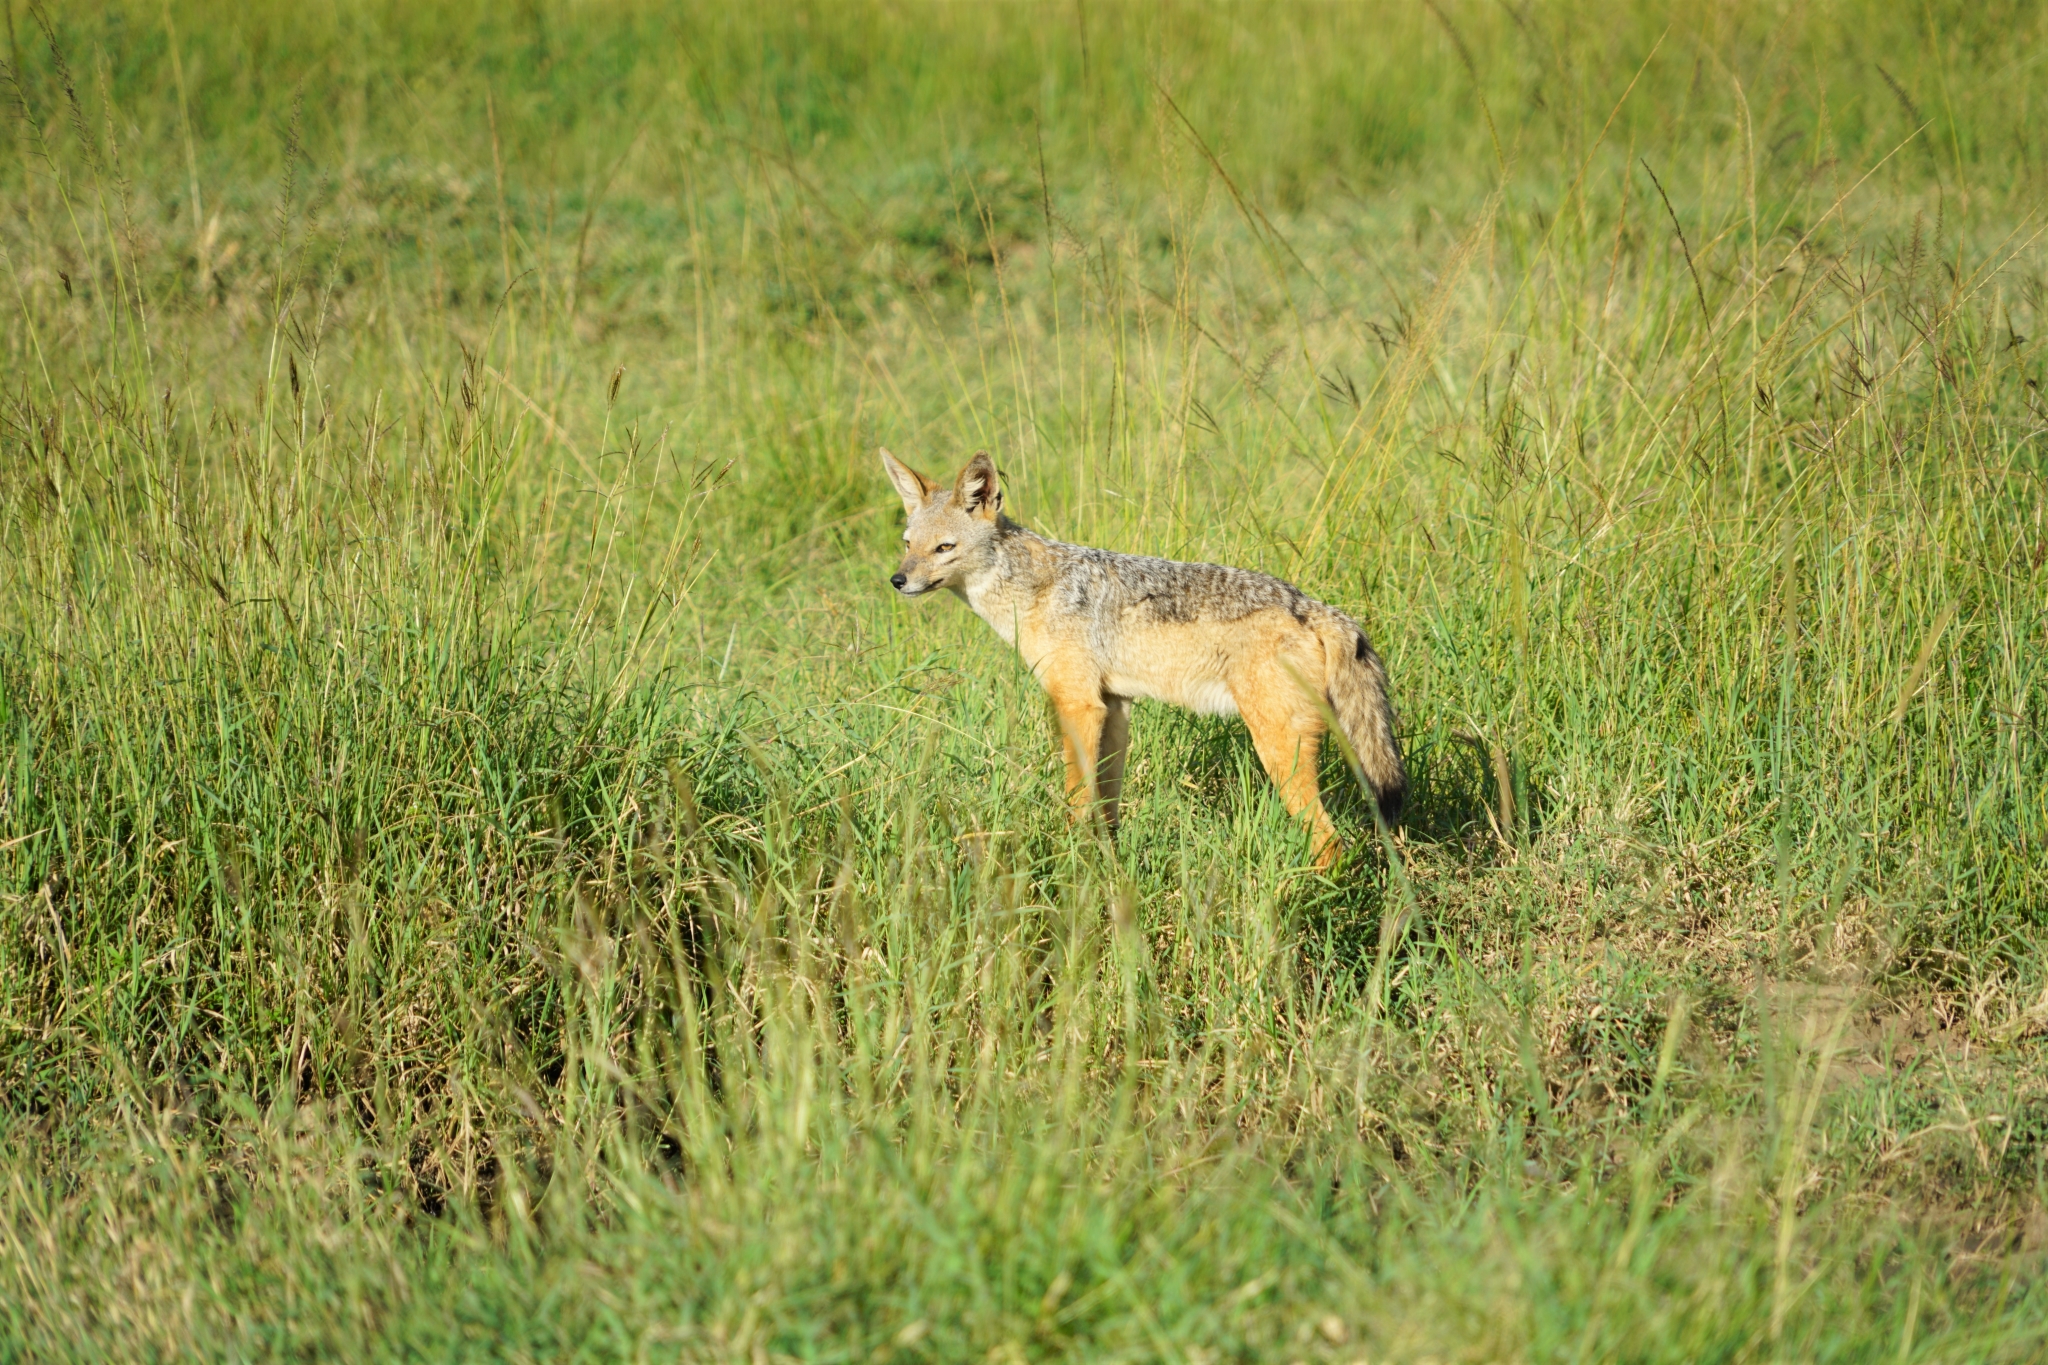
left=1235, top=684, right=1341, bottom=870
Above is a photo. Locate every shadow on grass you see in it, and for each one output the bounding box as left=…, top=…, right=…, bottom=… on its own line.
left=1146, top=710, right=1588, bottom=1005
left=1145, top=703, right=1538, bottom=843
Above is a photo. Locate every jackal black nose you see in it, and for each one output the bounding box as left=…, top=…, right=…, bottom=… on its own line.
left=890, top=572, right=908, bottom=590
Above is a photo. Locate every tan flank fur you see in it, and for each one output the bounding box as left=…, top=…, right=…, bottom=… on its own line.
left=882, top=449, right=1405, bottom=869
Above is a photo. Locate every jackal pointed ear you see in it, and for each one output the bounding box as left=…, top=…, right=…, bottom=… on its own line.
left=879, top=448, right=938, bottom=515
left=954, top=452, right=1002, bottom=520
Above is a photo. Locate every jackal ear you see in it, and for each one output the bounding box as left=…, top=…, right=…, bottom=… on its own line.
left=954, top=452, right=1002, bottom=520
left=879, top=448, right=938, bottom=515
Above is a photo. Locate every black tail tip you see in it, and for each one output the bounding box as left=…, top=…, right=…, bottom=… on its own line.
left=1375, top=780, right=1406, bottom=827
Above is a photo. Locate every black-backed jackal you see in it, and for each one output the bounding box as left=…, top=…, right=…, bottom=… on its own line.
left=883, top=450, right=1405, bottom=869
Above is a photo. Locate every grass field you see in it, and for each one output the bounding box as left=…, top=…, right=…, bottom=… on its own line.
left=2, top=1, right=2046, bottom=1358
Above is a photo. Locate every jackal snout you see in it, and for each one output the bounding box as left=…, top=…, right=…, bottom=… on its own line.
left=889, top=543, right=954, bottom=596
left=890, top=539, right=961, bottom=597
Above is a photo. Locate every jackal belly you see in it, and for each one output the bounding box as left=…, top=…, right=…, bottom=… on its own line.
left=1102, top=659, right=1239, bottom=716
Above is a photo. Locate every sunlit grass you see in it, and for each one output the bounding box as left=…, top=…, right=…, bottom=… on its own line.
left=1, top=1, right=2045, bottom=1359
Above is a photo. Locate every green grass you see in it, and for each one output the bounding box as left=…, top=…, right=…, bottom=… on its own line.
left=2, top=0, right=2046, bottom=1358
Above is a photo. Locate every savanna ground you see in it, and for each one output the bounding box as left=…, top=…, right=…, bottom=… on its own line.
left=1, top=1, right=2046, bottom=1359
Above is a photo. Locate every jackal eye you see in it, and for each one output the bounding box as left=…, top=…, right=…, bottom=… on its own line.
left=935, top=542, right=956, bottom=553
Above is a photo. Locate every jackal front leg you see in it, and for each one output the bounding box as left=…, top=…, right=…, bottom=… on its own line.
left=1045, top=669, right=1111, bottom=827
left=1096, top=694, right=1131, bottom=831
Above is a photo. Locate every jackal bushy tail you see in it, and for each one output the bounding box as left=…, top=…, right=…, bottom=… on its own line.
left=1320, top=619, right=1407, bottom=825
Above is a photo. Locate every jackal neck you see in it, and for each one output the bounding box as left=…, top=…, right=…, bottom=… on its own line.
left=955, top=522, right=1051, bottom=648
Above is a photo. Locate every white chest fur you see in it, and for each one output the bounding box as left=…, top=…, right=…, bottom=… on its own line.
left=957, top=575, right=1022, bottom=648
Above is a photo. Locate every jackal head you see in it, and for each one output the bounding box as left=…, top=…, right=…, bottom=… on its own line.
left=879, top=449, right=1004, bottom=597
